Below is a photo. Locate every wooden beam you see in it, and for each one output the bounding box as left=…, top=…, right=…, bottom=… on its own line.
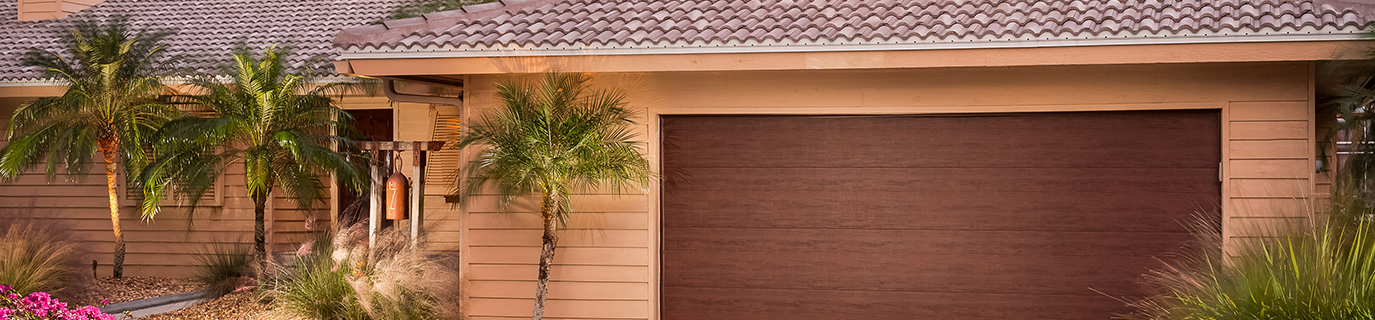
left=357, top=141, right=446, bottom=151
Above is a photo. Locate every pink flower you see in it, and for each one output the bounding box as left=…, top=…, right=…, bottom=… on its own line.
left=0, top=289, right=116, bottom=320
left=99, top=299, right=109, bottom=306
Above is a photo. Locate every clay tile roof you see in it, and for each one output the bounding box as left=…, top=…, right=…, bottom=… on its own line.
left=0, top=0, right=406, bottom=81
left=335, top=0, right=1375, bottom=58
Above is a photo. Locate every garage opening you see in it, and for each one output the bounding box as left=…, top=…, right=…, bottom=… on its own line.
left=660, top=110, right=1221, bottom=320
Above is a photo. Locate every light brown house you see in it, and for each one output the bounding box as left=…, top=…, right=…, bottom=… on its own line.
left=0, top=0, right=430, bottom=277
left=330, top=0, right=1375, bottom=319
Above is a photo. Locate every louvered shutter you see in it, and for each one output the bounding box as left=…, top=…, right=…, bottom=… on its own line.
left=426, top=112, right=461, bottom=194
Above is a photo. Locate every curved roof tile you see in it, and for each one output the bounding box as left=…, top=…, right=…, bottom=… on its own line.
left=0, top=0, right=405, bottom=81
left=335, top=0, right=1375, bottom=56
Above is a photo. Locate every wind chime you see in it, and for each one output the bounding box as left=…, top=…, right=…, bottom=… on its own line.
left=386, top=152, right=409, bottom=221
left=358, top=141, right=445, bottom=250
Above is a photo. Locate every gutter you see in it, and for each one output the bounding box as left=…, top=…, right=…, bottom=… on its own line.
left=383, top=79, right=463, bottom=106
left=336, top=31, right=1369, bottom=60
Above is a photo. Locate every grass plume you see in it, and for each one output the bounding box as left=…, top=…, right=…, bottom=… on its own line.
left=1126, top=206, right=1375, bottom=319
left=0, top=219, right=92, bottom=299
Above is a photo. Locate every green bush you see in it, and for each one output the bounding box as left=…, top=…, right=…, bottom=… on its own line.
left=190, top=241, right=253, bottom=297
left=0, top=220, right=89, bottom=299
left=1127, top=211, right=1375, bottom=319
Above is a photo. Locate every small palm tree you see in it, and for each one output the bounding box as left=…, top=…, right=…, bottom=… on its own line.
left=0, top=17, right=178, bottom=278
left=457, top=73, right=654, bottom=320
left=140, top=47, right=366, bottom=270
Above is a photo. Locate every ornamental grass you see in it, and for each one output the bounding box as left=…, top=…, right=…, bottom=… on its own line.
left=1126, top=206, right=1375, bottom=319
left=0, top=219, right=90, bottom=299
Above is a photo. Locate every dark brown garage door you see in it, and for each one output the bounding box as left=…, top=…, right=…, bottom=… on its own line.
left=661, top=110, right=1221, bottom=320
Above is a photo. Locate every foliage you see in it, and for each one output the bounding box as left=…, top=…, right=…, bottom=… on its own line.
left=386, top=0, right=496, bottom=20
left=1126, top=207, right=1375, bottom=319
left=274, top=234, right=368, bottom=320
left=0, top=285, right=115, bottom=320
left=455, top=72, right=654, bottom=320
left=0, top=220, right=88, bottom=300
left=272, top=225, right=457, bottom=320
left=140, top=46, right=368, bottom=267
left=190, top=242, right=254, bottom=298
left=0, top=15, right=179, bottom=278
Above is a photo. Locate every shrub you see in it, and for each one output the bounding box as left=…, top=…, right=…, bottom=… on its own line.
left=0, top=285, right=115, bottom=320
left=342, top=226, right=457, bottom=320
left=271, top=224, right=458, bottom=320
left=273, top=232, right=368, bottom=320
left=0, top=220, right=90, bottom=299
left=1126, top=211, right=1375, bottom=319
left=190, top=241, right=254, bottom=297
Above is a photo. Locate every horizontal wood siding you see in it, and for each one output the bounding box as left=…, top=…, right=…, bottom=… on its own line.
left=454, top=62, right=1313, bottom=320
left=0, top=96, right=342, bottom=277
left=1224, top=97, right=1317, bottom=253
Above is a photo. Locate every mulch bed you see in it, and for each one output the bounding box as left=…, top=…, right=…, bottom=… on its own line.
left=63, top=276, right=201, bottom=307
left=140, top=291, right=271, bottom=320
left=97, top=276, right=202, bottom=304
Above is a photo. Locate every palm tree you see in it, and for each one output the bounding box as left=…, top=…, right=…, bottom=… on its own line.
left=140, top=47, right=366, bottom=270
left=457, top=73, right=654, bottom=320
left=0, top=17, right=178, bottom=278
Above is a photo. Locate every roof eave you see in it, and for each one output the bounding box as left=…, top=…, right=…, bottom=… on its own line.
left=334, top=36, right=1375, bottom=76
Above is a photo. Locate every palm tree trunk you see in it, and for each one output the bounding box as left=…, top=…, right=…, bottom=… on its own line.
left=533, top=193, right=558, bottom=320
left=252, top=190, right=268, bottom=273
left=97, top=139, right=125, bottom=279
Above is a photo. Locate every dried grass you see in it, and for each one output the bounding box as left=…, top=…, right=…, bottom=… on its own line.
left=273, top=224, right=458, bottom=320
left=0, top=218, right=95, bottom=300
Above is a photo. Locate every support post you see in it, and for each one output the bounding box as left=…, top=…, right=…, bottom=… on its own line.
left=368, top=147, right=384, bottom=257
left=411, top=141, right=425, bottom=247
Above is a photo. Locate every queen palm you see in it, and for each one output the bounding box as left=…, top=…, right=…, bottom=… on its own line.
left=0, top=18, right=178, bottom=278
left=458, top=73, right=654, bottom=320
left=140, top=47, right=366, bottom=268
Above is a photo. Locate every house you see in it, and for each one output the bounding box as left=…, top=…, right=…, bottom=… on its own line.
left=331, top=0, right=1375, bottom=319
left=0, top=0, right=447, bottom=277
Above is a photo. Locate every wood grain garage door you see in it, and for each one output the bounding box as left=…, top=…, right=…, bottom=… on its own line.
left=660, top=110, right=1221, bottom=320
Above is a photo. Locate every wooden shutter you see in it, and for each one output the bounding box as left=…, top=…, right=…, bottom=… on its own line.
left=118, top=170, right=224, bottom=207
left=427, top=112, right=462, bottom=194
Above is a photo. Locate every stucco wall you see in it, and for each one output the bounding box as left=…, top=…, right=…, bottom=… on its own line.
left=454, top=61, right=1317, bottom=320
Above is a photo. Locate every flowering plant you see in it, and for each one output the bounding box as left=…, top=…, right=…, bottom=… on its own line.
left=0, top=285, right=115, bottom=320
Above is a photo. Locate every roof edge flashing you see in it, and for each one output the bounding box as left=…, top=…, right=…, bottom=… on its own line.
left=338, top=32, right=1370, bottom=60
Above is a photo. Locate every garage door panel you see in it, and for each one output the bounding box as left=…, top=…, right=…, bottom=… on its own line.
left=663, top=228, right=1190, bottom=256
left=662, top=112, right=1221, bottom=169
left=661, top=111, right=1220, bottom=320
left=664, top=190, right=1210, bottom=232
left=666, top=167, right=1220, bottom=193
left=663, top=287, right=1128, bottom=320
left=662, top=250, right=1161, bottom=295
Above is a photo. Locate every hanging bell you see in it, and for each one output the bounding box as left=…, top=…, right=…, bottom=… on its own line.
left=386, top=170, right=409, bottom=220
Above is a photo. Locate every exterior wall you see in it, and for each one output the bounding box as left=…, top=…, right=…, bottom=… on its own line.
left=456, top=61, right=1317, bottom=320
left=393, top=101, right=464, bottom=253
left=1222, top=69, right=1321, bottom=253
left=16, top=0, right=103, bottom=21
left=0, top=91, right=390, bottom=277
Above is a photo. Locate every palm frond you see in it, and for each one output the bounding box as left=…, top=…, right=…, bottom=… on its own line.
left=457, top=72, right=655, bottom=224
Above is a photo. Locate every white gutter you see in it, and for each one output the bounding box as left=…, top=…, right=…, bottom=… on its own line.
left=383, top=79, right=462, bottom=106
left=337, top=31, right=1369, bottom=60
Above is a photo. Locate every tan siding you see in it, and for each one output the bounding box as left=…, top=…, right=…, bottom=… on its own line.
left=451, top=61, right=1316, bottom=320
left=16, top=0, right=102, bottom=21
left=1223, top=92, right=1317, bottom=253
left=0, top=94, right=345, bottom=277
